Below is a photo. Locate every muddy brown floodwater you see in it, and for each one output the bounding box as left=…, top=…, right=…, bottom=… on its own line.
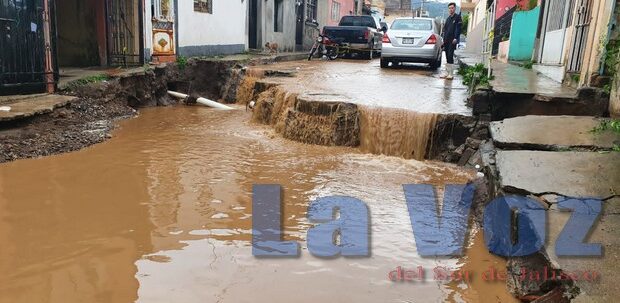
left=0, top=107, right=514, bottom=303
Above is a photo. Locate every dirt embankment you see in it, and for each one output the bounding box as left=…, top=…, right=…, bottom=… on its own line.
left=244, top=75, right=488, bottom=165
left=0, top=58, right=256, bottom=163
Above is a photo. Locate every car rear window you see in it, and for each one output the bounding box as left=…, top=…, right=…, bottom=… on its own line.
left=339, top=16, right=377, bottom=28
left=391, top=19, right=432, bottom=31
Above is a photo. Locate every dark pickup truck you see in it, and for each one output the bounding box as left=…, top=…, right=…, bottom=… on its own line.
left=322, top=15, right=385, bottom=59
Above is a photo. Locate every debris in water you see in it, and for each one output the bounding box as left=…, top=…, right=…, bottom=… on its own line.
left=247, top=100, right=256, bottom=111
left=211, top=213, right=229, bottom=219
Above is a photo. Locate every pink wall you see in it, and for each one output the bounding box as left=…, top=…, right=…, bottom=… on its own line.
left=495, top=0, right=529, bottom=20
left=327, top=0, right=357, bottom=26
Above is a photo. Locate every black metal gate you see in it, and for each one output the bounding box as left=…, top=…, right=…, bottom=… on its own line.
left=0, top=0, right=52, bottom=94
left=106, top=0, right=143, bottom=66
left=567, top=0, right=592, bottom=73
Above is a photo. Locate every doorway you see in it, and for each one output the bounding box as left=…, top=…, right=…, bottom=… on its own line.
left=54, top=0, right=143, bottom=68
left=106, top=0, right=143, bottom=66
left=249, top=0, right=259, bottom=49
left=295, top=0, right=304, bottom=50
left=538, top=0, right=573, bottom=65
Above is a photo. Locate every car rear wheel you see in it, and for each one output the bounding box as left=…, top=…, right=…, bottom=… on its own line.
left=380, top=58, right=389, bottom=68
left=429, top=52, right=442, bottom=70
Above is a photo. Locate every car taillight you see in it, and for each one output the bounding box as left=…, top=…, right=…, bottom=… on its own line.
left=364, top=30, right=369, bottom=40
left=382, top=35, right=391, bottom=43
left=426, top=34, right=437, bottom=45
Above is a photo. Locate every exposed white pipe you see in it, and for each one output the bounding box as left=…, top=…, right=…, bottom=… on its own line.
left=167, top=91, right=234, bottom=110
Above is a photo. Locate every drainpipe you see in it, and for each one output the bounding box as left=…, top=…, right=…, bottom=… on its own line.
left=167, top=91, right=234, bottom=110
left=42, top=0, right=55, bottom=93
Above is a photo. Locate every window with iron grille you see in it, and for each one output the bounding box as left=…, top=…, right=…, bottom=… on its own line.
left=306, top=0, right=317, bottom=22
left=331, top=1, right=341, bottom=21
left=194, top=0, right=213, bottom=13
left=153, top=0, right=174, bottom=20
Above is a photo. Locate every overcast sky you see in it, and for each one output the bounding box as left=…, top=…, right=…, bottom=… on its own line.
left=410, top=0, right=462, bottom=4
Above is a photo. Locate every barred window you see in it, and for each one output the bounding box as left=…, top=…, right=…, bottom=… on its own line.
left=331, top=1, right=341, bottom=21
left=306, top=0, right=317, bottom=22
left=194, top=0, right=213, bottom=13
left=153, top=0, right=174, bottom=20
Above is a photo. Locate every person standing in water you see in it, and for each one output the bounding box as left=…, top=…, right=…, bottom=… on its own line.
left=441, top=2, right=462, bottom=80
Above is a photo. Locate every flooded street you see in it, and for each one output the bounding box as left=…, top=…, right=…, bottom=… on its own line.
left=0, top=107, right=511, bottom=302
left=250, top=59, right=472, bottom=115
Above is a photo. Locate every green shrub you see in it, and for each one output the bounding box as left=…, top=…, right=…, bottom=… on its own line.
left=177, top=56, right=188, bottom=70
left=458, top=64, right=493, bottom=88
left=591, top=119, right=620, bottom=134
left=66, top=74, right=110, bottom=90
left=604, top=40, right=619, bottom=77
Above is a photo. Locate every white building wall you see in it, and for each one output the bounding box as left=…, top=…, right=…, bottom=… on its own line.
left=143, top=0, right=154, bottom=60
left=259, top=0, right=298, bottom=52
left=469, top=0, right=486, bottom=34
left=177, top=0, right=248, bottom=57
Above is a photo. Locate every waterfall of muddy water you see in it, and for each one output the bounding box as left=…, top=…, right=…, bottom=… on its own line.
left=236, top=75, right=261, bottom=106
left=359, top=106, right=438, bottom=160
left=0, top=107, right=509, bottom=303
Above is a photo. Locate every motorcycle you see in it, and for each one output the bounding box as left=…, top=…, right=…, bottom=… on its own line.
left=307, top=34, right=347, bottom=61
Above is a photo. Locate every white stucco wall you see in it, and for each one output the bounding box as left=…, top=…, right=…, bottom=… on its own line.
left=177, top=0, right=248, bottom=56
left=144, top=0, right=154, bottom=58
left=260, top=0, right=298, bottom=52
left=469, top=0, right=486, bottom=34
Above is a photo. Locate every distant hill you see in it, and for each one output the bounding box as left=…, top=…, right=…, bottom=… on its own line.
left=410, top=1, right=461, bottom=19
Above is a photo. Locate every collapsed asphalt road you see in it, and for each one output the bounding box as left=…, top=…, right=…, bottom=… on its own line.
left=249, top=58, right=472, bottom=115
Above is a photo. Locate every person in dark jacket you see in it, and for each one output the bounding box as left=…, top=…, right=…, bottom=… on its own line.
left=441, top=2, right=462, bottom=80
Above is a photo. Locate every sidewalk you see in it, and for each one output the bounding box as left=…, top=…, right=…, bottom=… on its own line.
left=487, top=114, right=620, bottom=302
left=0, top=94, right=76, bottom=123
left=456, top=51, right=608, bottom=119
left=456, top=51, right=577, bottom=99
left=490, top=60, right=577, bottom=100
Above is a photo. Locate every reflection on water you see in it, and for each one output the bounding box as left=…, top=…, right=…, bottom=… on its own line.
left=0, top=107, right=506, bottom=302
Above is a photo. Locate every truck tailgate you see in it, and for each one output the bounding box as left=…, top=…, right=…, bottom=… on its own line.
left=323, top=26, right=370, bottom=44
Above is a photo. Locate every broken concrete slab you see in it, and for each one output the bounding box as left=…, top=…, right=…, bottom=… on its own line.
left=0, top=93, right=49, bottom=105
left=546, top=197, right=620, bottom=302
left=490, top=116, right=620, bottom=150
left=490, top=61, right=578, bottom=100
left=0, top=94, right=77, bottom=122
left=496, top=151, right=620, bottom=198
left=488, top=91, right=609, bottom=121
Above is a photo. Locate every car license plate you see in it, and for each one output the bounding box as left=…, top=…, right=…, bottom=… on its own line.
left=402, top=38, right=415, bottom=44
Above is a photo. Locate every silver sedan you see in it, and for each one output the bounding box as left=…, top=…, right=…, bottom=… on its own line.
left=380, top=17, right=444, bottom=69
